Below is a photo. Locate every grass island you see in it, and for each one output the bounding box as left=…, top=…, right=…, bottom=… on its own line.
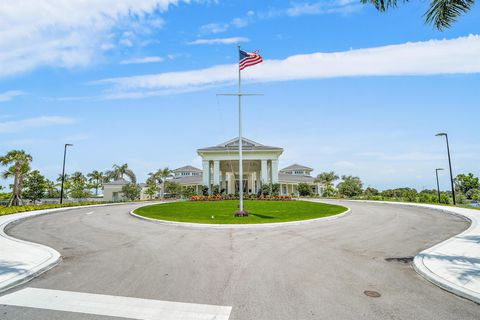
left=133, top=200, right=347, bottom=224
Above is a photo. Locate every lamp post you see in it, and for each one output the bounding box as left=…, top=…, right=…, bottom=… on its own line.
left=436, top=133, right=456, bottom=205
left=435, top=168, right=444, bottom=204
left=60, top=143, right=73, bottom=204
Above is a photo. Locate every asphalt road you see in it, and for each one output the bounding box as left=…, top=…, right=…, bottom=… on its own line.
left=1, top=201, right=479, bottom=319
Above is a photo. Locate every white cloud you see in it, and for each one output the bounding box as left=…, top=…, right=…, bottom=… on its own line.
left=286, top=1, right=360, bottom=17
left=0, top=116, right=76, bottom=133
left=0, top=1, right=189, bottom=77
left=94, top=35, right=480, bottom=98
left=0, top=90, right=24, bottom=102
left=199, top=23, right=229, bottom=34
left=202, top=1, right=360, bottom=34
left=120, top=56, right=165, bottom=64
left=187, top=37, right=249, bottom=45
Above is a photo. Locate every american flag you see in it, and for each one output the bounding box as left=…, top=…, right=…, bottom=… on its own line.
left=239, top=49, right=263, bottom=70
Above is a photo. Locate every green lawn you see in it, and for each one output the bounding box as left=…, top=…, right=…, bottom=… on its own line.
left=134, top=200, right=347, bottom=224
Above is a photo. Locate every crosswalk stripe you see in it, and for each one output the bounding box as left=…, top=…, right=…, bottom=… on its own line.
left=0, top=288, right=232, bottom=320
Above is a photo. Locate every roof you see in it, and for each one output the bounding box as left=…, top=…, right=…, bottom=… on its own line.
left=103, top=178, right=129, bottom=186
left=173, top=165, right=202, bottom=172
left=172, top=175, right=203, bottom=185
left=280, top=164, right=313, bottom=172
left=278, top=173, right=315, bottom=183
left=197, top=137, right=283, bottom=153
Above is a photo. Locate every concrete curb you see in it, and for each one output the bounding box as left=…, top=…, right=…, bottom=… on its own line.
left=0, top=201, right=159, bottom=293
left=129, top=200, right=351, bottom=229
left=337, top=199, right=480, bottom=304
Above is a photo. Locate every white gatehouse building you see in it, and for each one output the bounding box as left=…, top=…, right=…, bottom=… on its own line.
left=172, top=137, right=324, bottom=196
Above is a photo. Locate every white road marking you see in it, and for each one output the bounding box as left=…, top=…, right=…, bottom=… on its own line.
left=0, top=288, right=232, bottom=320
left=85, top=211, right=94, bottom=215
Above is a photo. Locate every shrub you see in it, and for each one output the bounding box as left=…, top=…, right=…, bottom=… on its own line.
left=297, top=183, right=313, bottom=197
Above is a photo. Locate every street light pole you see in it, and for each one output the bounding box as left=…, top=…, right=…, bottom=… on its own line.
left=435, top=168, right=444, bottom=204
left=60, top=143, right=73, bottom=204
left=436, top=133, right=456, bottom=205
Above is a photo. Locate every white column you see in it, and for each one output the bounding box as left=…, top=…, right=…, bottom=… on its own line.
left=213, top=160, right=220, bottom=186
left=202, top=160, right=210, bottom=187
left=271, top=159, right=279, bottom=184
left=261, top=160, right=268, bottom=184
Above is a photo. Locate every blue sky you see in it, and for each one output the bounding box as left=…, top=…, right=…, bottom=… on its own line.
left=1, top=0, right=480, bottom=191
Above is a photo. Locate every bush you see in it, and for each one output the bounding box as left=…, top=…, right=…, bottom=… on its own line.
left=0, top=201, right=108, bottom=217
left=201, top=185, right=209, bottom=196
left=297, top=183, right=313, bottom=197
left=181, top=186, right=197, bottom=198
left=121, top=183, right=141, bottom=201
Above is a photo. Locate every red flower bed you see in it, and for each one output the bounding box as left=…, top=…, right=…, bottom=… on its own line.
left=189, top=195, right=292, bottom=201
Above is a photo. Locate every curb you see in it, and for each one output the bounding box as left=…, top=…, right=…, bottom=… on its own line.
left=129, top=201, right=351, bottom=229
left=0, top=201, right=159, bottom=293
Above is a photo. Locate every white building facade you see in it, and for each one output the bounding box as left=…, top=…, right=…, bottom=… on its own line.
left=172, top=137, right=323, bottom=196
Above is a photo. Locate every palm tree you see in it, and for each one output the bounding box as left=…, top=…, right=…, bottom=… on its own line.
left=150, top=167, right=171, bottom=198
left=107, top=163, right=136, bottom=183
left=56, top=173, right=71, bottom=196
left=69, top=171, right=86, bottom=184
left=314, top=171, right=339, bottom=197
left=0, top=150, right=33, bottom=206
left=87, top=170, right=104, bottom=195
left=361, top=0, right=474, bottom=30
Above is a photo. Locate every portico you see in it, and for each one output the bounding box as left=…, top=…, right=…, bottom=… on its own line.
left=197, top=138, right=282, bottom=194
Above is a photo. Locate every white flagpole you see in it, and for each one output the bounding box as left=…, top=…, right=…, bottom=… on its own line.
left=238, top=44, right=244, bottom=213
left=216, top=46, right=262, bottom=216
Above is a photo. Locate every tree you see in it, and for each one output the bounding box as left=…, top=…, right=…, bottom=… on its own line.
left=158, top=167, right=172, bottom=198
left=106, top=164, right=136, bottom=183
left=337, top=175, right=363, bottom=198
left=364, top=186, right=379, bottom=196
left=164, top=181, right=181, bottom=197
left=361, top=0, right=475, bottom=30
left=454, top=173, right=480, bottom=198
left=121, top=183, right=141, bottom=201
left=0, top=150, right=33, bottom=206
left=56, top=173, right=71, bottom=196
left=23, top=170, right=47, bottom=204
left=466, top=189, right=480, bottom=201
left=315, top=171, right=339, bottom=197
left=298, top=183, right=313, bottom=197
left=87, top=170, right=104, bottom=196
left=45, top=179, right=60, bottom=198
left=144, top=180, right=157, bottom=200
left=69, top=172, right=90, bottom=199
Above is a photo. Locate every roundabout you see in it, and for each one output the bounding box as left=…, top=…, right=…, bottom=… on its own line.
left=132, top=200, right=348, bottom=225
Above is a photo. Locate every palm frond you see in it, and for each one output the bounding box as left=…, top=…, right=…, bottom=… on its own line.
left=424, top=0, right=474, bottom=30
left=360, top=0, right=406, bottom=11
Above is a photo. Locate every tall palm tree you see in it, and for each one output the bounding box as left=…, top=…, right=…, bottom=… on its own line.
left=69, top=171, right=86, bottom=184
left=361, top=0, right=474, bottom=30
left=314, top=171, right=339, bottom=197
left=150, top=167, right=171, bottom=198
left=107, top=163, right=136, bottom=183
left=87, top=170, right=104, bottom=195
left=0, top=150, right=33, bottom=206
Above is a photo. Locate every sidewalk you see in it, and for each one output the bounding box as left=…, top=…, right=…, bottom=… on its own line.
left=411, top=204, right=480, bottom=303
left=0, top=208, right=62, bottom=293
